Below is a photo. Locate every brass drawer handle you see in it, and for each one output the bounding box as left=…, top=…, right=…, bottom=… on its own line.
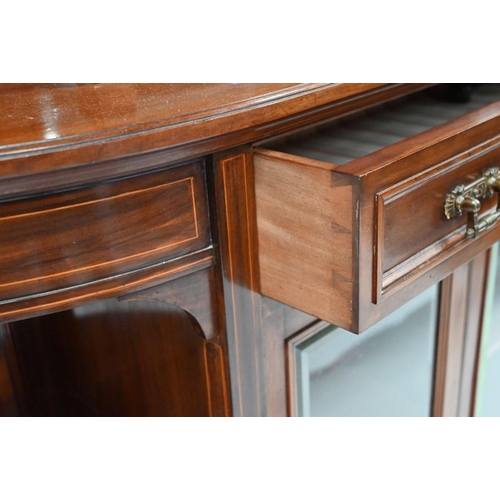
left=443, top=167, right=500, bottom=239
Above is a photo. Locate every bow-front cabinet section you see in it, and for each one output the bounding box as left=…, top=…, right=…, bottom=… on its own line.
left=1, top=83, right=499, bottom=416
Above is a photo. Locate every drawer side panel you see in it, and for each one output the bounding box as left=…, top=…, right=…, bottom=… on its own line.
left=254, top=150, right=356, bottom=330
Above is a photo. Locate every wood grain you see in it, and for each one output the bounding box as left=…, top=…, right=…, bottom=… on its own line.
left=433, top=264, right=470, bottom=416
left=9, top=298, right=228, bottom=416
left=2, top=82, right=497, bottom=418
left=457, top=251, right=490, bottom=416
left=254, top=149, right=357, bottom=331
left=260, top=297, right=317, bottom=416
left=0, top=324, right=20, bottom=416
left=431, top=253, right=491, bottom=417
left=121, top=267, right=219, bottom=340
left=0, top=247, right=213, bottom=325
left=0, top=162, right=210, bottom=301
left=374, top=140, right=500, bottom=298
left=120, top=268, right=231, bottom=416
left=254, top=86, right=500, bottom=333
left=0, top=84, right=431, bottom=199
left=213, top=150, right=266, bottom=416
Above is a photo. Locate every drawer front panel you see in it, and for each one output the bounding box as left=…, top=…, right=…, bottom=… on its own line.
left=0, top=163, right=210, bottom=301
left=375, top=141, right=500, bottom=300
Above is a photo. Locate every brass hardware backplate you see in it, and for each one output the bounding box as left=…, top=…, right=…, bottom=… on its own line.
left=444, top=167, right=500, bottom=220
left=443, top=167, right=500, bottom=239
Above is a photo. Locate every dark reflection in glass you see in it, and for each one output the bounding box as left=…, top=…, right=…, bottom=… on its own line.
left=294, top=285, right=439, bottom=417
left=475, top=244, right=500, bottom=417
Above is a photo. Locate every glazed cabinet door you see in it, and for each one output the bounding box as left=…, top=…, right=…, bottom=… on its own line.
left=289, top=284, right=439, bottom=416
left=287, top=251, right=496, bottom=417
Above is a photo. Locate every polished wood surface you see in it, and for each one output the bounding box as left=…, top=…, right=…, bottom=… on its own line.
left=122, top=267, right=219, bottom=340
left=458, top=251, right=490, bottom=416
left=1, top=83, right=498, bottom=417
left=213, top=149, right=320, bottom=416
left=374, top=136, right=500, bottom=296
left=254, top=148, right=356, bottom=330
left=1, top=84, right=299, bottom=149
left=0, top=84, right=429, bottom=194
left=431, top=252, right=490, bottom=417
left=0, top=84, right=373, bottom=173
left=3, top=84, right=344, bottom=150
left=0, top=162, right=209, bottom=302
left=433, top=263, right=470, bottom=416
left=0, top=247, right=214, bottom=325
left=255, top=86, right=500, bottom=332
left=0, top=324, right=19, bottom=416
left=213, top=150, right=266, bottom=416
left=0, top=159, right=213, bottom=325
left=9, top=296, right=229, bottom=416
left=261, top=297, right=316, bottom=417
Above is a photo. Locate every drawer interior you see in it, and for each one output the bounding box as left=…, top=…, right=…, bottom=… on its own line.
left=268, top=84, right=500, bottom=164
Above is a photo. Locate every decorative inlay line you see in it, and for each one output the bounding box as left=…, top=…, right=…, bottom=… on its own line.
left=0, top=252, right=213, bottom=317
left=221, top=152, right=263, bottom=416
left=0, top=177, right=200, bottom=291
left=221, top=155, right=245, bottom=417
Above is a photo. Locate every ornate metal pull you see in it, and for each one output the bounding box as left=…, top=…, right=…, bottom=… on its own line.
left=443, top=167, right=500, bottom=239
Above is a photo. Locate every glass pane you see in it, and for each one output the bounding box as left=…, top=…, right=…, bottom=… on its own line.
left=475, top=243, right=500, bottom=417
left=294, top=285, right=439, bottom=416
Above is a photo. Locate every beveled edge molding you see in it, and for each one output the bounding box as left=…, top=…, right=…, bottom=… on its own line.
left=0, top=84, right=374, bottom=158
left=0, top=84, right=428, bottom=183
left=0, top=248, right=214, bottom=324
left=286, top=320, right=328, bottom=417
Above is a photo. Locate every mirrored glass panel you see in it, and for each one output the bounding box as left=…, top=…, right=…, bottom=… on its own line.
left=475, top=243, right=500, bottom=417
left=293, top=285, right=439, bottom=416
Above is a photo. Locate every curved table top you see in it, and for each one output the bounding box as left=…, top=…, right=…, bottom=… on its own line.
left=0, top=83, right=430, bottom=196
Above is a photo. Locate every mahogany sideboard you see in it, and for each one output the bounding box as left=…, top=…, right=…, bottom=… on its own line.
left=1, top=83, right=499, bottom=416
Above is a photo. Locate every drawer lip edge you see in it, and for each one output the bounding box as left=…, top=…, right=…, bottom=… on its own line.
left=256, top=102, right=500, bottom=180
left=253, top=147, right=338, bottom=172
left=0, top=247, right=214, bottom=323
left=337, top=101, right=500, bottom=177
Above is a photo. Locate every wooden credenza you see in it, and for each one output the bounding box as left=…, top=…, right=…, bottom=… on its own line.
left=1, top=83, right=499, bottom=416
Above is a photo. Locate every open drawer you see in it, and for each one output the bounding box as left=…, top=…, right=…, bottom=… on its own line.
left=254, top=85, right=500, bottom=333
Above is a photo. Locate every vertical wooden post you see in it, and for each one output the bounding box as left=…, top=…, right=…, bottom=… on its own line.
left=212, top=150, right=267, bottom=416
